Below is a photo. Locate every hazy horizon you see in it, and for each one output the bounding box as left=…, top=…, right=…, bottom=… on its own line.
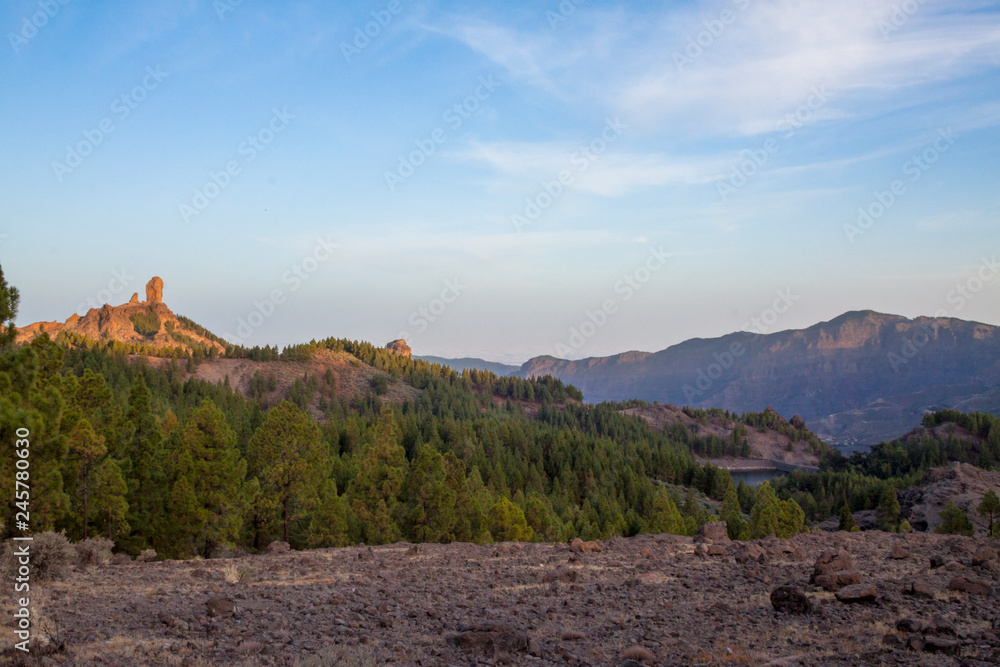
left=4, top=0, right=999, bottom=364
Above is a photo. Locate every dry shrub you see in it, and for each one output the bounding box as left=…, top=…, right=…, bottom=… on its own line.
left=1, top=531, right=75, bottom=583
left=136, top=548, right=158, bottom=562
left=621, top=645, right=656, bottom=664
left=294, top=644, right=387, bottom=666
left=224, top=561, right=261, bottom=584
left=75, top=537, right=115, bottom=568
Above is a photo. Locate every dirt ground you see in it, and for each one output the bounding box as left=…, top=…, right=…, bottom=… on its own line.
left=3, top=530, right=999, bottom=666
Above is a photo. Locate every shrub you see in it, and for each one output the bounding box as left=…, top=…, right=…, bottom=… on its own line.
left=136, top=548, right=158, bottom=562
left=1, top=531, right=75, bottom=582
left=369, top=374, right=389, bottom=396
left=75, top=537, right=115, bottom=567
left=129, top=307, right=161, bottom=337
left=936, top=501, right=974, bottom=536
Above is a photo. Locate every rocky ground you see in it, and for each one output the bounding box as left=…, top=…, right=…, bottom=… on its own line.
left=3, top=530, right=999, bottom=666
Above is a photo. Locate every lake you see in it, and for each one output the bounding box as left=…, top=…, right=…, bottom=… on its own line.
left=730, top=468, right=786, bottom=487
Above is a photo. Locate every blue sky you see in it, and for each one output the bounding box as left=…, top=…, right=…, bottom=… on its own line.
left=2, top=0, right=999, bottom=364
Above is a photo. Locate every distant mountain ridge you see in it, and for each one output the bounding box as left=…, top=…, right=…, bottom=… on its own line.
left=517, top=310, right=1000, bottom=446
left=417, top=355, right=520, bottom=376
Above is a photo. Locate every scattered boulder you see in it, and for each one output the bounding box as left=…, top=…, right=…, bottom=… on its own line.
left=895, top=618, right=925, bottom=633
left=811, top=549, right=853, bottom=580
left=972, top=546, right=998, bottom=566
left=734, top=543, right=767, bottom=564
left=639, top=546, right=654, bottom=558
left=205, top=596, right=237, bottom=619
left=770, top=586, right=812, bottom=614
left=569, top=538, right=602, bottom=554
left=903, top=578, right=938, bottom=598
left=266, top=541, right=290, bottom=554
left=947, top=576, right=991, bottom=595
left=889, top=544, right=909, bottom=560
left=929, top=555, right=946, bottom=569
left=834, top=583, right=877, bottom=604
left=707, top=544, right=726, bottom=556
left=922, top=636, right=962, bottom=655
left=814, top=570, right=863, bottom=592
left=697, top=521, right=730, bottom=543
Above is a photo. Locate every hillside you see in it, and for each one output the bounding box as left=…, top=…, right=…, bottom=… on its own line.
left=518, top=311, right=1000, bottom=446
left=623, top=403, right=828, bottom=469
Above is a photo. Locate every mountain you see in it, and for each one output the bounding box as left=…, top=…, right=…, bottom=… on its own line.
left=417, top=355, right=520, bottom=376
left=15, top=276, right=225, bottom=355
left=518, top=311, right=1000, bottom=446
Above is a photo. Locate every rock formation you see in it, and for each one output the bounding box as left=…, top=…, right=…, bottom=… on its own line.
left=146, top=276, right=164, bottom=303
left=386, top=339, right=412, bottom=358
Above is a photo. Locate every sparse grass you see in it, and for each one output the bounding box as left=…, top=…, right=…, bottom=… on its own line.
left=223, top=561, right=261, bottom=584
left=293, top=644, right=388, bottom=667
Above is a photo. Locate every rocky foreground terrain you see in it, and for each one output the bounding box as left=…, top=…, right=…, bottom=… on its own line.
left=4, top=529, right=999, bottom=666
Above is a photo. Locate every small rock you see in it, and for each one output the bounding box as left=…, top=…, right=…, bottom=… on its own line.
left=811, top=549, right=853, bottom=580
left=947, top=576, right=991, bottom=595
left=698, top=521, right=730, bottom=543
left=735, top=543, right=767, bottom=564
left=889, top=544, right=909, bottom=559
left=707, top=544, right=726, bottom=556
left=944, top=560, right=965, bottom=572
left=206, top=596, right=237, bottom=619
left=834, top=583, right=877, bottom=604
left=446, top=624, right=531, bottom=656
left=904, top=578, right=937, bottom=598
left=568, top=538, right=602, bottom=554
left=929, top=555, right=945, bottom=569
left=972, top=546, right=998, bottom=566
left=895, top=618, right=925, bottom=633
left=922, top=636, right=961, bottom=655
left=770, top=586, right=812, bottom=614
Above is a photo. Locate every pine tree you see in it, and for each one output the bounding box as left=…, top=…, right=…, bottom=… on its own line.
left=67, top=418, right=107, bottom=539
left=877, top=486, right=901, bottom=532
left=246, top=401, right=325, bottom=546
left=936, top=501, right=974, bottom=536
left=168, top=399, right=249, bottom=558
left=91, top=459, right=130, bottom=541
left=838, top=502, right=857, bottom=531
left=402, top=445, right=455, bottom=543
left=123, top=376, right=167, bottom=552
left=719, top=477, right=748, bottom=540
left=348, top=406, right=408, bottom=545
left=749, top=482, right=782, bottom=539
left=647, top=487, right=684, bottom=535
left=977, top=490, right=1000, bottom=537
left=488, top=496, right=533, bottom=542
left=307, top=478, right=351, bottom=548
left=0, top=263, right=19, bottom=348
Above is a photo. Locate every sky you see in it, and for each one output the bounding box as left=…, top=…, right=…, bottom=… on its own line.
left=1, top=0, right=999, bottom=364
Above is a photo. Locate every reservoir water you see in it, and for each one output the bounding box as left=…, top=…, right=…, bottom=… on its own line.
left=730, top=468, right=786, bottom=487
